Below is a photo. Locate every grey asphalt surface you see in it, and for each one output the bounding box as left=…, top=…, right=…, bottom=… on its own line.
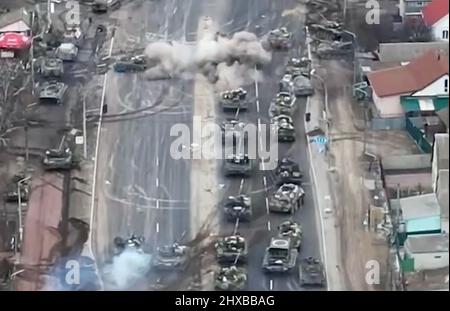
left=93, top=0, right=322, bottom=291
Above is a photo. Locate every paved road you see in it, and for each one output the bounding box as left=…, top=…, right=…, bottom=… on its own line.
left=92, top=0, right=323, bottom=291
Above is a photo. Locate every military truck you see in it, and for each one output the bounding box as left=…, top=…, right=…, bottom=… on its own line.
left=3, top=175, right=30, bottom=203
left=278, top=220, right=303, bottom=250
left=275, top=158, right=303, bottom=186
left=38, top=81, right=67, bottom=105
left=42, top=148, right=75, bottom=170
left=152, top=243, right=190, bottom=271
left=268, top=92, right=295, bottom=118
left=223, top=154, right=254, bottom=177
left=214, top=266, right=247, bottom=291
left=219, top=88, right=248, bottom=111
left=262, top=237, right=298, bottom=273
left=113, top=55, right=148, bottom=73
left=299, top=257, right=326, bottom=287
left=268, top=183, right=305, bottom=213
left=222, top=195, right=252, bottom=222
left=271, top=115, right=296, bottom=142
left=267, top=27, right=293, bottom=50
left=279, top=74, right=314, bottom=97
left=113, top=234, right=145, bottom=255
left=215, top=234, right=248, bottom=264
left=221, top=119, right=247, bottom=146
left=39, top=57, right=64, bottom=77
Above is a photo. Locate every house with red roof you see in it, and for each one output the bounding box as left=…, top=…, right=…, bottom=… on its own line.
left=422, top=0, right=449, bottom=41
left=368, top=49, right=449, bottom=119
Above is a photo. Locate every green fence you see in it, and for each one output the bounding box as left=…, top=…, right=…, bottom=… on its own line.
left=405, top=117, right=432, bottom=153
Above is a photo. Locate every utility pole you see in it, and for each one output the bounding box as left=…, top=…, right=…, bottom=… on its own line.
left=17, top=176, right=31, bottom=254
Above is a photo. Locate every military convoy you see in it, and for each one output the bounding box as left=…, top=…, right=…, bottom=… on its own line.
left=214, top=266, right=248, bottom=291
left=262, top=237, right=298, bottom=273
left=268, top=183, right=305, bottom=213
left=38, top=81, right=68, bottom=105
left=152, top=243, right=191, bottom=271
left=215, top=234, right=248, bottom=264
left=113, top=55, right=148, bottom=73
left=219, top=88, right=249, bottom=111
left=222, top=195, right=252, bottom=221
left=223, top=154, right=254, bottom=177
left=267, top=27, right=293, bottom=50
left=299, top=257, right=326, bottom=287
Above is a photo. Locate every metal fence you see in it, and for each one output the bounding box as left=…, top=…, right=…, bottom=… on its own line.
left=405, top=117, right=432, bottom=153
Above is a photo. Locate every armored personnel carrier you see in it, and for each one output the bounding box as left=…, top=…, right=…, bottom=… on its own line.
left=223, top=154, right=254, bottom=177
left=219, top=88, right=248, bottom=111
left=38, top=81, right=68, bottom=105
left=214, top=266, right=248, bottom=291
left=268, top=183, right=305, bottom=213
left=215, top=234, right=248, bottom=264
left=42, top=148, right=75, bottom=170
left=275, top=158, right=303, bottom=186
left=271, top=115, right=296, bottom=142
left=268, top=92, right=295, bottom=118
left=262, top=237, right=298, bottom=273
left=278, top=220, right=303, bottom=250
left=279, top=74, right=314, bottom=97
left=113, top=234, right=145, bottom=255
left=152, top=243, right=190, bottom=271
left=3, top=174, right=30, bottom=203
left=113, top=55, right=148, bottom=73
left=267, top=27, right=293, bottom=50
left=222, top=195, right=252, bottom=222
left=39, top=57, right=64, bottom=77
left=299, top=256, right=326, bottom=287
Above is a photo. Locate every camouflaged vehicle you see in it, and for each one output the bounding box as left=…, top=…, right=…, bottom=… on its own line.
left=279, top=74, right=314, bottom=97
left=113, top=55, right=148, bottom=73
left=275, top=158, right=303, bottom=186
left=215, top=234, right=248, bottom=264
left=42, top=148, right=75, bottom=170
left=262, top=237, right=298, bottom=273
left=299, top=256, right=326, bottom=287
left=219, top=88, right=248, bottom=111
left=152, top=243, right=190, bottom=271
left=223, top=195, right=252, bottom=222
left=268, top=92, right=295, bottom=118
left=268, top=183, right=305, bottom=213
left=214, top=266, right=248, bottom=291
left=267, top=27, right=293, bottom=50
left=278, top=220, right=303, bottom=250
left=38, top=81, right=68, bottom=105
left=39, top=57, right=64, bottom=77
left=223, top=154, right=254, bottom=177
left=271, top=115, right=296, bottom=142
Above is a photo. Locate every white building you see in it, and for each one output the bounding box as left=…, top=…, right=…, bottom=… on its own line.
left=422, top=0, right=449, bottom=41
left=404, top=234, right=449, bottom=271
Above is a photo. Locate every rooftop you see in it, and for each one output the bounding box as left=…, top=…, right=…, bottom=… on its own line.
left=368, top=50, right=449, bottom=97
left=0, top=7, right=31, bottom=30
left=405, top=233, right=449, bottom=253
left=378, top=42, right=449, bottom=62
left=433, top=133, right=449, bottom=171
left=422, top=0, right=449, bottom=26
left=400, top=193, right=441, bottom=220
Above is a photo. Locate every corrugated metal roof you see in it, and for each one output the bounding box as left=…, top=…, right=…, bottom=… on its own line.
left=405, top=233, right=449, bottom=253
left=400, top=193, right=441, bottom=219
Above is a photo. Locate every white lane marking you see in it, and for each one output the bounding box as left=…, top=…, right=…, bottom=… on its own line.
left=262, top=176, right=267, bottom=188
left=254, top=67, right=259, bottom=98
left=269, top=279, right=274, bottom=291
left=108, top=36, right=115, bottom=58
left=256, top=99, right=260, bottom=113
left=267, top=221, right=271, bottom=231
left=156, top=200, right=160, bottom=209
left=156, top=222, right=160, bottom=233
left=156, top=178, right=159, bottom=187
left=265, top=197, right=270, bottom=214
left=156, top=157, right=159, bottom=167
left=239, top=179, right=244, bottom=193
left=50, top=3, right=55, bottom=14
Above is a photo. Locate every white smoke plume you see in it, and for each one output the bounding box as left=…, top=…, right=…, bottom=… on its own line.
left=143, top=31, right=271, bottom=89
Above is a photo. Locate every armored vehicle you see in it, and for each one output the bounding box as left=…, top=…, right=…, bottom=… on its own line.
left=280, top=74, right=314, bottom=97
left=278, top=220, right=303, bottom=249
left=214, top=266, right=248, bottom=291
left=223, top=154, right=254, bottom=177
left=267, top=27, right=293, bottom=50
left=152, top=243, right=190, bottom=271
left=285, top=57, right=312, bottom=78
left=92, top=0, right=120, bottom=13
left=56, top=43, right=78, bottom=61
left=309, top=22, right=343, bottom=41
left=39, top=57, right=64, bottom=77
left=219, top=88, right=248, bottom=111
left=215, top=234, right=248, bottom=263
left=315, top=41, right=353, bottom=59
left=42, top=148, right=75, bottom=170
left=221, top=119, right=247, bottom=146
left=262, top=237, right=298, bottom=273
left=268, top=183, right=305, bottom=213
left=113, top=55, right=148, bottom=73
left=275, top=158, right=303, bottom=186
left=223, top=195, right=252, bottom=221
left=113, top=234, right=145, bottom=255
left=3, top=175, right=30, bottom=203
left=268, top=92, right=295, bottom=117
left=299, top=257, right=326, bottom=287
left=38, top=81, right=67, bottom=105
left=271, top=115, right=296, bottom=142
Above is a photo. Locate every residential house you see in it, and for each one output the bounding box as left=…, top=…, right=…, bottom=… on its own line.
left=431, top=133, right=449, bottom=233
left=402, top=233, right=449, bottom=271
left=0, top=8, right=31, bottom=36
left=399, top=0, right=432, bottom=21
left=422, top=0, right=449, bottom=41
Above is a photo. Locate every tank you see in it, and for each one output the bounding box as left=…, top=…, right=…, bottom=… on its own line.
left=38, top=81, right=67, bottom=105
left=299, top=256, right=326, bottom=287
left=214, top=266, right=248, bottom=291
left=39, top=57, right=64, bottom=77
left=278, top=220, right=303, bottom=249
left=219, top=88, right=249, bottom=111
left=271, top=115, right=296, bottom=142
left=222, top=195, right=252, bottom=222
left=267, top=27, right=293, bottom=50
left=113, top=55, right=148, bottom=73
left=262, top=237, right=298, bottom=273
left=268, top=183, right=305, bottom=213
left=221, top=119, right=247, bottom=146
left=152, top=243, right=190, bottom=271
left=279, top=74, right=314, bottom=97
left=113, top=234, right=145, bottom=255
left=42, top=148, right=74, bottom=170
left=215, top=234, right=248, bottom=264
left=275, top=158, right=303, bottom=186
left=315, top=41, right=353, bottom=59
left=223, top=154, right=254, bottom=177
left=268, top=92, right=296, bottom=117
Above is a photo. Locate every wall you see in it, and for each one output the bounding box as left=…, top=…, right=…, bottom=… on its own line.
left=383, top=154, right=432, bottom=171
left=412, top=252, right=449, bottom=270
left=432, top=15, right=449, bottom=41
left=413, top=75, right=449, bottom=97
left=372, top=91, right=405, bottom=118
